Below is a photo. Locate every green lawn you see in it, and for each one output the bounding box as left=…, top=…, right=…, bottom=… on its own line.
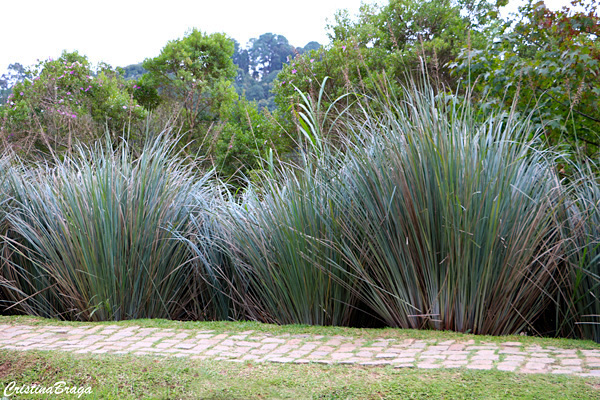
left=1, top=350, right=599, bottom=399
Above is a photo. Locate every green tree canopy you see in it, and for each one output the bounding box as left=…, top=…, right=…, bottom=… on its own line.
left=298, top=41, right=322, bottom=54
left=0, top=63, right=28, bottom=103
left=1, top=51, right=145, bottom=157
left=248, top=33, right=295, bottom=78
left=269, top=0, right=511, bottom=147
left=233, top=39, right=251, bottom=76
left=232, top=34, right=320, bottom=111
left=120, top=63, right=146, bottom=81
left=451, top=0, right=600, bottom=158
left=142, top=29, right=238, bottom=147
left=274, top=0, right=504, bottom=121
left=326, top=0, right=501, bottom=84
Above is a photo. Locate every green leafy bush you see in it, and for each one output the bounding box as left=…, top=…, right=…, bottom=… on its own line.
left=215, top=97, right=291, bottom=185
left=0, top=52, right=146, bottom=158
left=451, top=0, right=600, bottom=159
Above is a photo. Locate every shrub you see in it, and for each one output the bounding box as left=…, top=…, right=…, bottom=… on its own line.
left=0, top=52, right=145, bottom=159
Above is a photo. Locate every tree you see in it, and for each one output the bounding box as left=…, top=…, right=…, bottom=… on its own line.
left=451, top=0, right=600, bottom=158
left=120, top=63, right=146, bottom=81
left=273, top=0, right=504, bottom=137
left=0, top=52, right=145, bottom=158
left=215, top=97, right=291, bottom=185
left=232, top=39, right=251, bottom=76
left=0, top=63, right=28, bottom=103
left=298, top=41, right=322, bottom=54
left=326, top=0, right=501, bottom=86
left=232, top=34, right=317, bottom=111
left=142, top=29, right=238, bottom=149
left=248, top=33, right=295, bottom=78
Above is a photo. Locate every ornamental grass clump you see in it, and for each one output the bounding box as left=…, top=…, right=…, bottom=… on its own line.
left=332, top=81, right=566, bottom=335
left=562, top=161, right=600, bottom=342
left=0, top=155, right=11, bottom=226
left=208, top=79, right=360, bottom=326
left=0, top=135, right=211, bottom=321
left=0, top=155, right=14, bottom=304
left=175, top=180, right=244, bottom=321
left=221, top=159, right=359, bottom=326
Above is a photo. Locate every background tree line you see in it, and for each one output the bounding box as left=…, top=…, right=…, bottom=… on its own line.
left=1, top=0, right=598, bottom=182
left=0, top=32, right=320, bottom=184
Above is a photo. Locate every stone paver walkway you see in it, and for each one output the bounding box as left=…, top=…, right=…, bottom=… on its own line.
left=2, top=324, right=600, bottom=378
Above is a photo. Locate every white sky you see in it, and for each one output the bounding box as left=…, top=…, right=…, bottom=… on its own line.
left=0, top=0, right=575, bottom=76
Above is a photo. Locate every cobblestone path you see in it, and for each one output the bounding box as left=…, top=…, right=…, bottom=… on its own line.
left=2, top=323, right=600, bottom=378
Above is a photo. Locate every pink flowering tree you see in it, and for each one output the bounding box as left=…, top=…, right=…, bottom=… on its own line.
left=0, top=51, right=146, bottom=158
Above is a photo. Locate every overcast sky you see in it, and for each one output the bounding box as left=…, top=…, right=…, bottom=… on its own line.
left=0, top=0, right=574, bottom=76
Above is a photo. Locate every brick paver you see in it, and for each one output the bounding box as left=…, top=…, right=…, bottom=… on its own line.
left=1, top=323, right=599, bottom=377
